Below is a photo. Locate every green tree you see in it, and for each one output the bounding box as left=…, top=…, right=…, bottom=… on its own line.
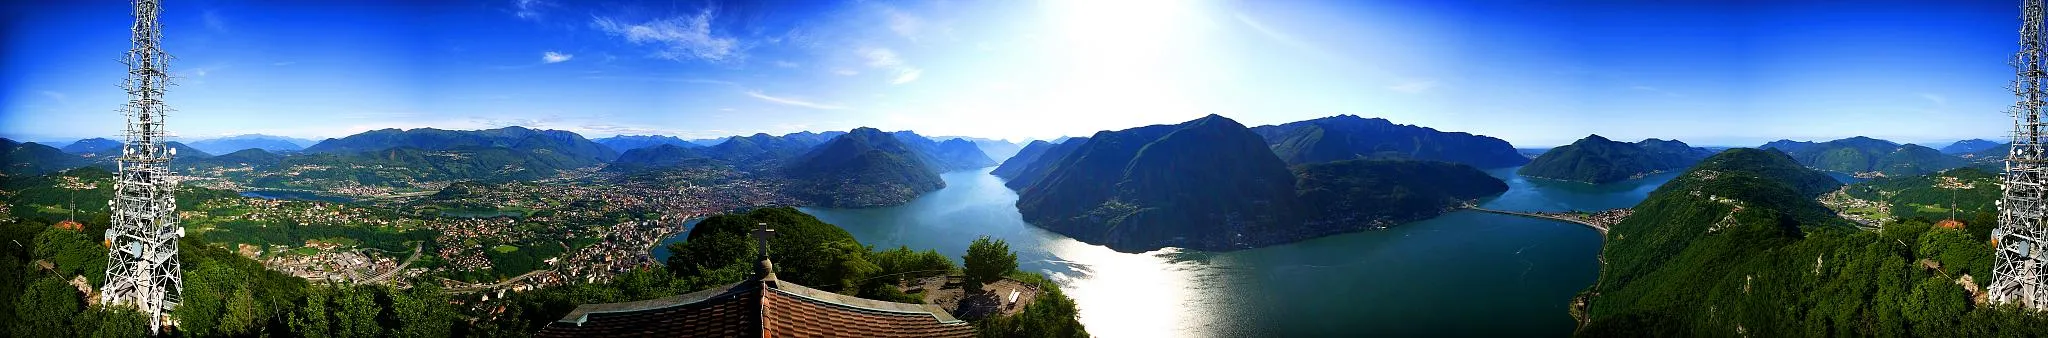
left=963, top=236, right=1017, bottom=293
left=823, top=240, right=880, bottom=292
left=219, top=285, right=263, bottom=335
left=291, top=286, right=333, bottom=338
left=333, top=285, right=384, bottom=338
left=391, top=284, right=454, bottom=337
left=14, top=276, right=81, bottom=338
left=1906, top=276, right=1968, bottom=336
left=72, top=306, right=147, bottom=338
left=31, top=227, right=107, bottom=284
left=174, top=263, right=238, bottom=335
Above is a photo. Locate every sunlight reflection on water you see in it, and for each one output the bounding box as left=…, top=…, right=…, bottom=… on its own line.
left=673, top=167, right=1680, bottom=337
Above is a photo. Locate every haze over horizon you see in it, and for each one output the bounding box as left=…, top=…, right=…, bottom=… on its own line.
left=0, top=0, right=2020, bottom=147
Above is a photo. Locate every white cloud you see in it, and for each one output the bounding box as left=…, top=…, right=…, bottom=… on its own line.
left=1388, top=80, right=1438, bottom=94
left=892, top=68, right=924, bottom=84
left=832, top=69, right=860, bottom=76
left=513, top=0, right=549, bottom=20
left=774, top=60, right=800, bottom=68
left=1920, top=93, right=1948, bottom=106
left=542, top=51, right=574, bottom=63
left=178, top=64, right=229, bottom=79
left=862, top=47, right=903, bottom=68
left=745, top=91, right=847, bottom=110
left=860, top=47, right=921, bottom=85
left=884, top=7, right=924, bottom=41
left=593, top=8, right=744, bottom=63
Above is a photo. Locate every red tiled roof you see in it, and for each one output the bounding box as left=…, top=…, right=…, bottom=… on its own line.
left=537, top=278, right=974, bottom=338
left=54, top=220, right=82, bottom=232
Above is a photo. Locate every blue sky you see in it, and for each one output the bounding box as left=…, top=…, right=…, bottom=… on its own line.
left=0, top=0, right=2020, bottom=147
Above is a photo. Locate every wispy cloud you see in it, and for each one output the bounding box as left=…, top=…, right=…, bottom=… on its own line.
left=37, top=91, right=66, bottom=103
left=884, top=7, right=925, bottom=42
left=892, top=69, right=923, bottom=84
left=271, top=61, right=296, bottom=66
left=860, top=47, right=922, bottom=85
left=1387, top=80, right=1439, bottom=94
left=745, top=91, right=848, bottom=110
left=593, top=8, right=744, bottom=63
left=513, top=0, right=550, bottom=20
left=1920, top=93, right=1948, bottom=106
left=1234, top=13, right=1338, bottom=63
left=774, top=60, right=800, bottom=68
left=863, top=47, right=903, bottom=68
left=176, top=64, right=230, bottom=83
left=542, top=51, right=574, bottom=63
left=832, top=69, right=859, bottom=76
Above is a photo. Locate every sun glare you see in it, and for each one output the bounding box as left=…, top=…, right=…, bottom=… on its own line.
left=1027, top=0, right=1222, bottom=135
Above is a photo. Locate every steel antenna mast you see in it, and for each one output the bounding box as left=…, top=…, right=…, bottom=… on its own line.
left=100, top=0, right=185, bottom=332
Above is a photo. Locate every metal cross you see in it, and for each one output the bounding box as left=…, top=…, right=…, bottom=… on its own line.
left=752, top=222, right=776, bottom=257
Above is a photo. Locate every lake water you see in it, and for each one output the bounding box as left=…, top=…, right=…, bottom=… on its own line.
left=695, top=166, right=1668, bottom=337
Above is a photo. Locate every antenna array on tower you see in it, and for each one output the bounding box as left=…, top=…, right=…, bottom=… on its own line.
left=100, top=0, right=185, bottom=333
left=1992, top=0, right=2048, bottom=310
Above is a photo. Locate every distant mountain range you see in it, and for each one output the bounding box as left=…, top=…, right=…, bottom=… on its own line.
left=1518, top=135, right=1715, bottom=184
left=782, top=128, right=947, bottom=207
left=604, top=144, right=711, bottom=173
left=1963, top=142, right=2009, bottom=164
left=704, top=132, right=841, bottom=167
left=991, top=140, right=1054, bottom=179
left=592, top=135, right=702, bottom=153
left=597, top=129, right=993, bottom=207
left=296, top=126, right=617, bottom=180
left=1940, top=139, right=2002, bottom=154
left=187, top=134, right=315, bottom=154
left=4, top=138, right=217, bottom=176
left=306, top=126, right=616, bottom=161
left=180, top=148, right=286, bottom=171
left=1759, top=136, right=1962, bottom=177
left=997, top=137, right=1093, bottom=191
left=1009, top=114, right=1507, bottom=252
left=890, top=132, right=996, bottom=172
left=1, top=139, right=88, bottom=176
left=931, top=136, right=1025, bottom=161
left=1249, top=114, right=1529, bottom=168
left=165, top=141, right=212, bottom=158
left=60, top=138, right=122, bottom=155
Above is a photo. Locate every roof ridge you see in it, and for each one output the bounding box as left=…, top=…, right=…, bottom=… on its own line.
left=766, top=283, right=967, bottom=324
left=757, top=279, right=772, bottom=337
left=554, top=281, right=752, bottom=325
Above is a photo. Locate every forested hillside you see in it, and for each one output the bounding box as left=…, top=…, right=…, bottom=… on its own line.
left=1581, top=149, right=2048, bottom=337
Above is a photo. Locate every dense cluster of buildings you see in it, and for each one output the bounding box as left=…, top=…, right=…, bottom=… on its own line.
left=261, top=241, right=404, bottom=283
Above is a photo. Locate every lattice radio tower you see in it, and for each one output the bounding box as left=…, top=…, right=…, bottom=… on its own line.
left=101, top=0, right=184, bottom=332
left=1993, top=0, right=2048, bottom=310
